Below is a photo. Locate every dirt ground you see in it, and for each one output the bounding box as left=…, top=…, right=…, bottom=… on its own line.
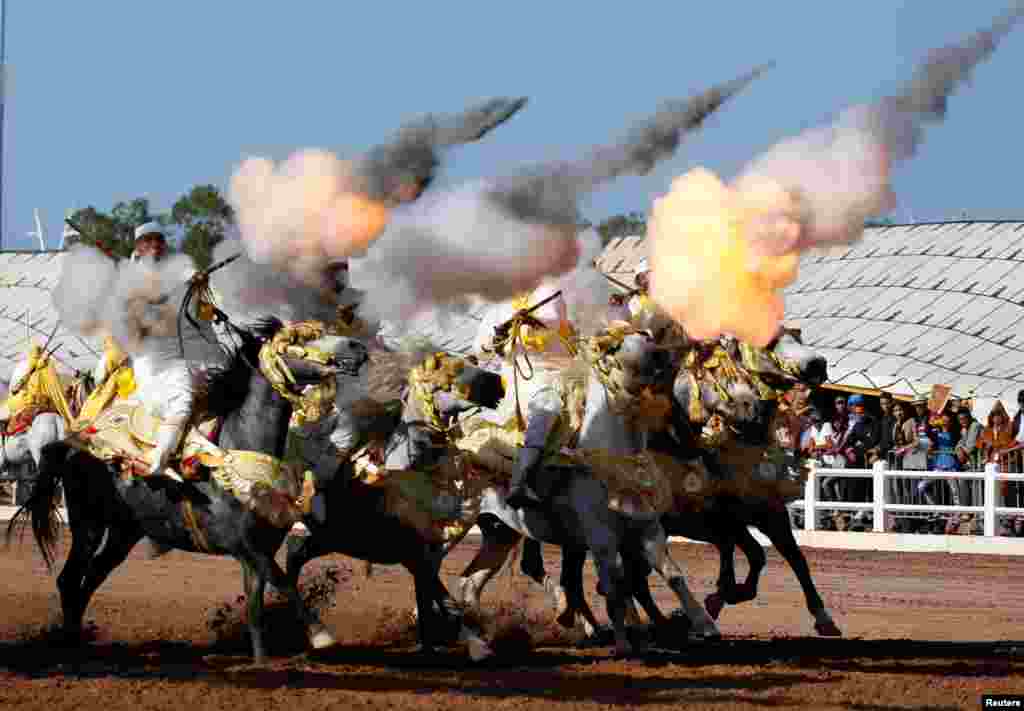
left=2, top=533, right=1023, bottom=711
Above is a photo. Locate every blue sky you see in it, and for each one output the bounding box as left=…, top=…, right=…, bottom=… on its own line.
left=3, top=0, right=1023, bottom=250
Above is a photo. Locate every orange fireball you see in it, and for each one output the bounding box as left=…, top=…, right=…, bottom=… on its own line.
left=648, top=167, right=801, bottom=347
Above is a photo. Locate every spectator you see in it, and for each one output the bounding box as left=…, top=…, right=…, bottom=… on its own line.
left=913, top=398, right=936, bottom=441
left=981, top=400, right=1022, bottom=515
left=948, top=406, right=983, bottom=533
left=897, top=399, right=933, bottom=474
left=978, top=400, right=1014, bottom=465
left=800, top=407, right=835, bottom=464
left=819, top=395, right=850, bottom=504
left=867, top=391, right=896, bottom=466
left=838, top=395, right=879, bottom=523
left=1008, top=390, right=1024, bottom=475
left=831, top=394, right=850, bottom=444
left=917, top=412, right=959, bottom=503
left=607, top=292, right=632, bottom=322
left=955, top=407, right=982, bottom=471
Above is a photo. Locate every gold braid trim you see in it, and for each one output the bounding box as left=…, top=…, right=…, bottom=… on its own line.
left=258, top=321, right=338, bottom=426
left=580, top=324, right=673, bottom=433
left=408, top=352, right=472, bottom=437
left=484, top=293, right=581, bottom=432
left=181, top=500, right=213, bottom=553
left=5, top=355, right=75, bottom=428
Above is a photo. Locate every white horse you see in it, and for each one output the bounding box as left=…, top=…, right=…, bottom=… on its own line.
left=0, top=350, right=85, bottom=478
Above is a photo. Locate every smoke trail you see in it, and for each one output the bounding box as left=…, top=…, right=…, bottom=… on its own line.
left=352, top=96, right=528, bottom=203
left=489, top=64, right=772, bottom=225
left=52, top=244, right=119, bottom=337
left=228, top=97, right=528, bottom=289
left=52, top=245, right=197, bottom=356
left=648, top=4, right=1024, bottom=346
left=355, top=67, right=768, bottom=323
left=735, top=4, right=1024, bottom=256
left=209, top=238, right=343, bottom=326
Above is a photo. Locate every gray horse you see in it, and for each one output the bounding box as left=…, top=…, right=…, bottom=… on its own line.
left=521, top=329, right=839, bottom=641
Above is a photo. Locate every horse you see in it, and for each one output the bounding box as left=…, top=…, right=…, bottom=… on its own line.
left=0, top=356, right=94, bottom=479
left=519, top=328, right=841, bottom=640
left=281, top=349, right=505, bottom=660
left=7, top=318, right=369, bottom=662
left=398, top=329, right=710, bottom=657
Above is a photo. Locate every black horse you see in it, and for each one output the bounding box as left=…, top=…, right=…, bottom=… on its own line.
left=283, top=354, right=507, bottom=660
left=7, top=318, right=369, bottom=661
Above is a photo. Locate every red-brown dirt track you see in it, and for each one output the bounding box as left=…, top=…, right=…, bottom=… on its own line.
left=2, top=533, right=1023, bottom=710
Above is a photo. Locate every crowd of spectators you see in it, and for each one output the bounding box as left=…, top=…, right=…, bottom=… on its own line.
left=776, top=387, right=1024, bottom=536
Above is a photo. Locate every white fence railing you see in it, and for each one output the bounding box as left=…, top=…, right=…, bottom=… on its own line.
left=0, top=475, right=67, bottom=522
left=793, top=461, right=1024, bottom=538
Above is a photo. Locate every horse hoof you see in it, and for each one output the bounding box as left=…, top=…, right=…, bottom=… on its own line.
left=815, top=620, right=843, bottom=637
left=467, top=638, right=494, bottom=662
left=704, top=593, right=724, bottom=620
left=309, top=625, right=337, bottom=650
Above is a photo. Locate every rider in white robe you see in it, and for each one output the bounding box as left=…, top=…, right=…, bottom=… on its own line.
left=125, top=222, right=228, bottom=481
left=473, top=285, right=582, bottom=508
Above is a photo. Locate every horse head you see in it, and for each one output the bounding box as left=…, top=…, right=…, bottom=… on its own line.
left=729, top=327, right=827, bottom=392
left=673, top=327, right=826, bottom=447
left=584, top=325, right=677, bottom=397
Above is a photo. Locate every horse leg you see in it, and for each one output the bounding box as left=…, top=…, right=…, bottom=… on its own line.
left=74, top=525, right=143, bottom=630
left=575, top=512, right=631, bottom=657
left=455, top=515, right=518, bottom=611
left=761, top=511, right=841, bottom=636
left=520, top=537, right=564, bottom=612
left=638, top=520, right=721, bottom=640
left=238, top=559, right=269, bottom=661
left=244, top=544, right=334, bottom=659
left=732, top=526, right=766, bottom=602
left=55, top=524, right=107, bottom=642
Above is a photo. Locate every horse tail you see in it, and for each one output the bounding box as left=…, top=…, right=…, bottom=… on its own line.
left=6, top=442, right=66, bottom=571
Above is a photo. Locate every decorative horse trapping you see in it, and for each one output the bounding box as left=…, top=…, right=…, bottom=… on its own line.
left=67, top=397, right=310, bottom=529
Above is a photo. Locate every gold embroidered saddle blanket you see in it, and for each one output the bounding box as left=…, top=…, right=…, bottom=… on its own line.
left=68, top=399, right=306, bottom=529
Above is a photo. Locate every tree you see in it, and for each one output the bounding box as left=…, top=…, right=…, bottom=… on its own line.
left=66, top=186, right=234, bottom=266
left=171, top=184, right=235, bottom=269
left=67, top=198, right=169, bottom=259
left=595, top=211, right=646, bottom=245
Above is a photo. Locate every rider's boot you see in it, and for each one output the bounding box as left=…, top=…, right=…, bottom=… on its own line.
left=506, top=445, right=544, bottom=509
left=148, top=420, right=186, bottom=483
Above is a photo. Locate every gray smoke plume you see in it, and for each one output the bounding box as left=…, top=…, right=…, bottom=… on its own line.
left=52, top=244, right=196, bottom=356
left=489, top=64, right=772, bottom=225
left=229, top=97, right=528, bottom=289
left=352, top=96, right=528, bottom=204
left=353, top=67, right=769, bottom=323
left=735, top=4, right=1024, bottom=256
left=209, top=238, right=343, bottom=326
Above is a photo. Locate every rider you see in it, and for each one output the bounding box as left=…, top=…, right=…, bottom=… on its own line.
left=0, top=343, right=71, bottom=435
left=125, top=222, right=212, bottom=483
left=480, top=288, right=581, bottom=509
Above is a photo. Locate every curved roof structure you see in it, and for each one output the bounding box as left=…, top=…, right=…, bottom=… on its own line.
left=595, top=222, right=1024, bottom=402
left=2, top=219, right=1022, bottom=403
left=785, top=221, right=1024, bottom=402
left=0, top=251, right=102, bottom=382
left=0, top=251, right=231, bottom=383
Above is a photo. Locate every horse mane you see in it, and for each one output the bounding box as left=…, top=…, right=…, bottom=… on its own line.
left=202, top=316, right=284, bottom=418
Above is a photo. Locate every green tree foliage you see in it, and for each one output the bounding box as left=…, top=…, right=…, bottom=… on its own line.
left=67, top=198, right=167, bottom=259
left=595, top=211, right=646, bottom=245
left=67, top=186, right=234, bottom=266
left=171, top=184, right=235, bottom=269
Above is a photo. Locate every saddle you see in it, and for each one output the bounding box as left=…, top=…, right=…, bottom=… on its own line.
left=349, top=440, right=482, bottom=545
left=69, top=399, right=307, bottom=529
